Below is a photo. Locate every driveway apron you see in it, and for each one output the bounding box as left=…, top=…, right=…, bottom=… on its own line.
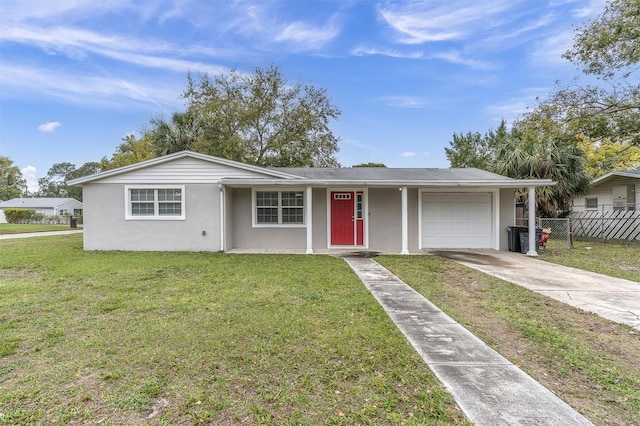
left=435, top=250, right=640, bottom=331
left=344, top=256, right=593, bottom=426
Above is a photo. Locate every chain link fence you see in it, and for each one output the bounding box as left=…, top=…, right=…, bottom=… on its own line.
left=538, top=217, right=572, bottom=250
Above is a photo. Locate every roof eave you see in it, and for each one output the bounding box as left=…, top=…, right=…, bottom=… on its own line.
left=591, top=171, right=640, bottom=186
left=220, top=178, right=555, bottom=187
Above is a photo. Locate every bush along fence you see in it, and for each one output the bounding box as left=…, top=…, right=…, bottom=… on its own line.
left=570, top=210, right=640, bottom=241
left=2, top=208, right=82, bottom=225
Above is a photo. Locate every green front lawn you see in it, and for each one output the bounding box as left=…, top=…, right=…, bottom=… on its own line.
left=0, top=235, right=468, bottom=425
left=0, top=223, right=78, bottom=234
left=539, top=239, right=640, bottom=282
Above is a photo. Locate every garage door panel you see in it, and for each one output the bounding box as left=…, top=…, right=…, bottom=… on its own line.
left=422, top=193, right=492, bottom=249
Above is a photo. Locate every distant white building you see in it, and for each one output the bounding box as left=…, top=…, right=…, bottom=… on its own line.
left=573, top=170, right=640, bottom=212
left=0, top=197, right=83, bottom=223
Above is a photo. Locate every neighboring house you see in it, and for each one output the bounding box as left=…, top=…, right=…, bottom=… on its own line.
left=68, top=151, right=553, bottom=253
left=0, top=197, right=83, bottom=223
left=573, top=170, right=640, bottom=212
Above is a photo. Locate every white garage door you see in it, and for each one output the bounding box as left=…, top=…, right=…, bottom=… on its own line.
left=422, top=192, right=493, bottom=248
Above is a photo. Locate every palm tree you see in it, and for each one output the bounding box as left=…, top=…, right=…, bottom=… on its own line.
left=151, top=112, right=203, bottom=156
left=492, top=116, right=591, bottom=217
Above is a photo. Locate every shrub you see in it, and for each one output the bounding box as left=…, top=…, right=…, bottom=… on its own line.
left=4, top=208, right=36, bottom=223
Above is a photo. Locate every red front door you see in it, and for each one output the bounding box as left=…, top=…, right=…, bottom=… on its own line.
left=331, top=192, right=354, bottom=245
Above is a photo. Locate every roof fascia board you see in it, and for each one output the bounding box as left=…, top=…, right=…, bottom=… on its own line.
left=220, top=178, right=555, bottom=187
left=68, top=151, right=303, bottom=185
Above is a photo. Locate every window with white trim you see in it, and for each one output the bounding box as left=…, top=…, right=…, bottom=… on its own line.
left=255, top=190, right=304, bottom=225
left=125, top=186, right=185, bottom=220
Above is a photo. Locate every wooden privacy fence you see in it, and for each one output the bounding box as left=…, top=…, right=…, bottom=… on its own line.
left=570, top=210, right=640, bottom=241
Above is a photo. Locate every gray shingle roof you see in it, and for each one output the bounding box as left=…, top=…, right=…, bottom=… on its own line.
left=273, top=167, right=513, bottom=181
left=0, top=198, right=80, bottom=208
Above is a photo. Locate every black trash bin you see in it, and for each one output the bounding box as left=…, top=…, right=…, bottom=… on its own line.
left=70, top=216, right=77, bottom=229
left=507, top=226, right=528, bottom=252
left=518, top=229, right=543, bottom=254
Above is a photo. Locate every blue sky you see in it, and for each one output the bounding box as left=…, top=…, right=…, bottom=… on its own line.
left=0, top=0, right=606, bottom=191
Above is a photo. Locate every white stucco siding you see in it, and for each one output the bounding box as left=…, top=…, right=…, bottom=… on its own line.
left=229, top=188, right=306, bottom=250
left=82, top=182, right=221, bottom=251
left=97, top=157, right=273, bottom=184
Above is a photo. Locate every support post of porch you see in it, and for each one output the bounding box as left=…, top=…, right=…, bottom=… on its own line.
left=401, top=186, right=409, bottom=255
left=526, top=186, right=538, bottom=257
left=219, top=184, right=225, bottom=251
left=306, top=186, right=313, bottom=254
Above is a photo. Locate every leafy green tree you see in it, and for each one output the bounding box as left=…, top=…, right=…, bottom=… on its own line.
left=545, top=0, right=640, bottom=147
left=577, top=135, right=640, bottom=177
left=0, top=156, right=26, bottom=200
left=352, top=163, right=386, bottom=167
left=445, top=119, right=509, bottom=169
left=100, top=134, right=154, bottom=170
left=564, top=0, right=639, bottom=79
left=37, top=162, right=76, bottom=198
left=38, top=162, right=101, bottom=201
left=182, top=64, right=341, bottom=167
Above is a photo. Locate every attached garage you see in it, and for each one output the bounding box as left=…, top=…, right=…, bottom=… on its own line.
left=421, top=192, right=493, bottom=249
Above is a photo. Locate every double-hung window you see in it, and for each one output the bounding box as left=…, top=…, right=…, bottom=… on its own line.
left=255, top=190, right=304, bottom=226
left=125, top=185, right=185, bottom=220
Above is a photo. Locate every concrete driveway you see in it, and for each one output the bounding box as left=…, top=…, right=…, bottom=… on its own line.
left=434, top=250, right=640, bottom=331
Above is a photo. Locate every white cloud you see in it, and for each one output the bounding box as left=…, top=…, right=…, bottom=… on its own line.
left=37, top=121, right=61, bottom=132
left=0, top=26, right=230, bottom=74
left=0, top=64, right=183, bottom=110
left=381, top=96, right=427, bottom=108
left=484, top=87, right=551, bottom=122
left=428, top=50, right=495, bottom=70
left=484, top=13, right=556, bottom=44
left=402, top=151, right=416, bottom=157
left=20, top=165, right=38, bottom=193
left=274, top=18, right=341, bottom=50
left=528, top=30, right=575, bottom=66
left=378, top=1, right=515, bottom=44
left=571, top=0, right=607, bottom=18
left=350, top=46, right=424, bottom=59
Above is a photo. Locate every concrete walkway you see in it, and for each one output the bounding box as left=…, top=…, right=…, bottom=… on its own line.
left=435, top=250, right=640, bottom=331
left=344, top=256, right=593, bottom=426
left=0, top=230, right=83, bottom=240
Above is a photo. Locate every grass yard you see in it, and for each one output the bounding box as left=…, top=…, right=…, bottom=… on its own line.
left=539, top=239, right=640, bottom=282
left=0, top=235, right=469, bottom=425
left=378, top=254, right=640, bottom=426
left=0, top=224, right=77, bottom=235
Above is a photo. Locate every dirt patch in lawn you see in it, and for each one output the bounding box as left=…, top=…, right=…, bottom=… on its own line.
left=433, top=250, right=513, bottom=267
